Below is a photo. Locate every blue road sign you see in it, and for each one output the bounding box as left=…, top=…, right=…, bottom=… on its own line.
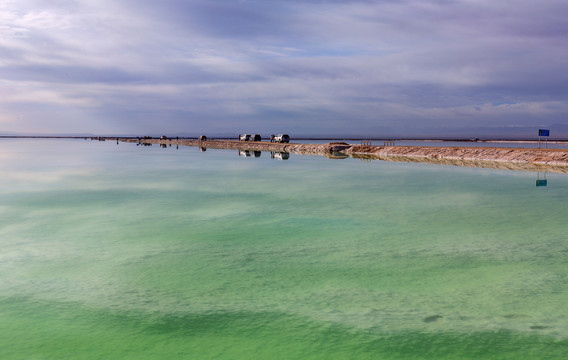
left=539, top=129, right=550, bottom=136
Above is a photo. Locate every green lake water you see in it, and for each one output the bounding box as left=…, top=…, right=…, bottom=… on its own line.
left=1, top=139, right=567, bottom=359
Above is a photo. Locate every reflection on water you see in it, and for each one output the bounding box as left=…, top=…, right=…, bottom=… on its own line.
left=536, top=172, right=548, bottom=187
left=3, top=139, right=568, bottom=359
left=238, top=150, right=261, bottom=157
left=270, top=151, right=289, bottom=160
left=238, top=150, right=290, bottom=160
left=293, top=139, right=568, bottom=149
left=133, top=143, right=292, bottom=160
left=327, top=151, right=349, bottom=159
left=129, top=141, right=566, bottom=175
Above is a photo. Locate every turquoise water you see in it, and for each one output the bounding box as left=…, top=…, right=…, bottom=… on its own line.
left=1, top=139, right=568, bottom=359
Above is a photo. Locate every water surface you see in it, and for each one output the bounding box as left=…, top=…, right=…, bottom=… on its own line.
left=1, top=139, right=567, bottom=359
left=294, top=138, right=568, bottom=149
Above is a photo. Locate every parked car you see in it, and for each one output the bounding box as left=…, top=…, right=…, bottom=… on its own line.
left=239, top=134, right=251, bottom=141
left=273, top=134, right=290, bottom=143
left=250, top=134, right=262, bottom=141
left=198, top=135, right=207, bottom=141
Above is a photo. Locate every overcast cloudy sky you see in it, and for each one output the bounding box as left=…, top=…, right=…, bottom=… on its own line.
left=1, top=0, right=567, bottom=137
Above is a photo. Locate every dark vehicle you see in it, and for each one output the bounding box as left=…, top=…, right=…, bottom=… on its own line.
left=273, top=134, right=290, bottom=143
left=198, top=135, right=207, bottom=141
left=251, top=134, right=262, bottom=142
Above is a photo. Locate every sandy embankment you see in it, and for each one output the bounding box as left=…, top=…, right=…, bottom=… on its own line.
left=120, top=138, right=568, bottom=174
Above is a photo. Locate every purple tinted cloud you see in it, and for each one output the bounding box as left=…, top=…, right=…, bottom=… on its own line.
left=0, top=0, right=567, bottom=137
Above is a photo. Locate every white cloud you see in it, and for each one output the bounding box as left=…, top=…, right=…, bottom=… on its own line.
left=0, top=80, right=97, bottom=106
left=0, top=0, right=567, bottom=135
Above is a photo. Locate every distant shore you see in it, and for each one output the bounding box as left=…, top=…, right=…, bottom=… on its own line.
left=119, top=138, right=568, bottom=174
left=3, top=136, right=567, bottom=173
left=2, top=135, right=568, bottom=143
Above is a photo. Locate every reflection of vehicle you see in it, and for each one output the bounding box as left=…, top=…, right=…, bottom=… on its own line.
left=238, top=150, right=261, bottom=157
left=250, top=134, right=262, bottom=142
left=273, top=134, right=290, bottom=143
left=239, top=134, right=251, bottom=141
left=270, top=151, right=290, bottom=160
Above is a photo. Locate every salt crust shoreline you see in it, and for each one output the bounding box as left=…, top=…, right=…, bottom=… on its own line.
left=121, top=138, right=568, bottom=174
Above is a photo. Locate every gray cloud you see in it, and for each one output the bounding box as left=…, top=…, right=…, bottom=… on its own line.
left=1, top=0, right=567, bottom=137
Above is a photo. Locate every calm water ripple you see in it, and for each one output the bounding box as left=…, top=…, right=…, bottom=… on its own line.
left=1, top=139, right=567, bottom=359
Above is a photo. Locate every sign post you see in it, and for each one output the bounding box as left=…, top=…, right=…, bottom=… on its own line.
left=538, top=129, right=550, bottom=149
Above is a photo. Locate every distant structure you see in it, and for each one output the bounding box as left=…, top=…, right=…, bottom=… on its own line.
left=273, top=134, right=290, bottom=143
left=538, top=129, right=550, bottom=149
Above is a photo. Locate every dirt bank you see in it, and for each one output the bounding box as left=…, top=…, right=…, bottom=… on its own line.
left=120, top=138, right=568, bottom=173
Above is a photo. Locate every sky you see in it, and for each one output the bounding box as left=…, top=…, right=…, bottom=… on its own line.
left=1, top=0, right=568, bottom=138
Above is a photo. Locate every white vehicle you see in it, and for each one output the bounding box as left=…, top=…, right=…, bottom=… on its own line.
left=273, top=134, right=290, bottom=143
left=239, top=134, right=251, bottom=141
left=238, top=150, right=261, bottom=157
left=270, top=151, right=290, bottom=160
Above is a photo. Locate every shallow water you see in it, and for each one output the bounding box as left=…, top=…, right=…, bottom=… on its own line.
left=1, top=139, right=567, bottom=359
left=294, top=139, right=568, bottom=149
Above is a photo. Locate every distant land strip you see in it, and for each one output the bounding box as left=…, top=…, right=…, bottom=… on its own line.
left=119, top=138, right=568, bottom=174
